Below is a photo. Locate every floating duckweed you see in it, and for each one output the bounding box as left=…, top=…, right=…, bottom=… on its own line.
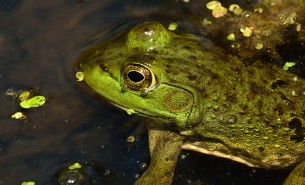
left=168, top=22, right=178, bottom=31
left=127, top=135, right=135, bottom=143
left=240, top=26, right=253, bottom=37
left=206, top=1, right=221, bottom=10
left=76, top=71, right=84, bottom=81
left=296, top=23, right=301, bottom=32
left=233, top=8, right=243, bottom=15
left=19, top=91, right=30, bottom=101
left=21, top=182, right=35, bottom=185
left=229, top=4, right=243, bottom=15
left=206, top=1, right=227, bottom=18
left=254, top=7, right=264, bottom=13
left=11, top=112, right=27, bottom=120
left=226, top=33, right=235, bottom=41
left=255, top=43, right=264, bottom=49
left=126, top=108, right=135, bottom=115
left=68, top=162, right=82, bottom=170
left=212, top=6, right=227, bottom=18
left=20, top=96, right=46, bottom=109
left=283, top=62, right=296, bottom=70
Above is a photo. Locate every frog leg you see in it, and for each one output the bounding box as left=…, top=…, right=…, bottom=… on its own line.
left=283, top=160, right=305, bottom=185
left=135, top=126, right=184, bottom=185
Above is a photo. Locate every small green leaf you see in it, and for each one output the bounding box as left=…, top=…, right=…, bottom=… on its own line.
left=283, top=62, right=296, bottom=70
left=20, top=96, right=46, bottom=109
left=68, top=162, right=82, bottom=170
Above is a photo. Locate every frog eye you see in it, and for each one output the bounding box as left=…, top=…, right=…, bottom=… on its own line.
left=122, top=64, right=157, bottom=92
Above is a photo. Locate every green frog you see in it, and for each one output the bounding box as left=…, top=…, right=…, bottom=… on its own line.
left=76, top=21, right=305, bottom=185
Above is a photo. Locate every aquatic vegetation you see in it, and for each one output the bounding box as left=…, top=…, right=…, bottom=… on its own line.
left=11, top=111, right=27, bottom=120
left=20, top=96, right=46, bottom=109
left=75, top=71, right=84, bottom=81
left=192, top=0, right=305, bottom=61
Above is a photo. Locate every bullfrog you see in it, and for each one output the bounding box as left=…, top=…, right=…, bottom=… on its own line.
left=76, top=21, right=305, bottom=185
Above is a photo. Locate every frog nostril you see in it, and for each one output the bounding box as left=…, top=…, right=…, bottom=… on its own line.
left=128, top=71, right=144, bottom=82
left=99, top=64, right=108, bottom=71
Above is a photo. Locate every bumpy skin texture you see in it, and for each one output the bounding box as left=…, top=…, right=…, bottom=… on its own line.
left=77, top=21, right=305, bottom=184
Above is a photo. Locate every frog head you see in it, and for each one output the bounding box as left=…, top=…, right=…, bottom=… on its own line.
left=78, top=21, right=203, bottom=129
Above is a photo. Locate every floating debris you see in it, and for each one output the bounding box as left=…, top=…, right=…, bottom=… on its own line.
left=75, top=71, right=84, bottom=81
left=206, top=1, right=227, bottom=18
left=11, top=112, right=27, bottom=120
left=5, top=88, right=19, bottom=97
left=283, top=62, right=296, bottom=70
left=126, top=108, right=135, bottom=115
left=206, top=1, right=221, bottom=10
left=296, top=23, right=301, bottom=32
left=168, top=22, right=178, bottom=31
left=226, top=33, right=235, bottom=41
left=255, top=43, right=264, bottom=49
left=212, top=6, right=227, bottom=18
left=127, top=135, right=135, bottom=143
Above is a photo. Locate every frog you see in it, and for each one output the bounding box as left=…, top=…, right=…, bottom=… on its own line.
left=76, top=21, right=305, bottom=185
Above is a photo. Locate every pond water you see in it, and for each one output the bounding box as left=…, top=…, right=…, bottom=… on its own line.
left=0, top=0, right=297, bottom=184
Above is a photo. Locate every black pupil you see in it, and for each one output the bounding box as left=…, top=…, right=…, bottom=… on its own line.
left=128, top=71, right=144, bottom=82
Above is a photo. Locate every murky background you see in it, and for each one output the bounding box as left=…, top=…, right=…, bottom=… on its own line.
left=0, top=0, right=293, bottom=184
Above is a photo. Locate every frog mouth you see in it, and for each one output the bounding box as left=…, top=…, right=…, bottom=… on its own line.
left=109, top=101, right=177, bottom=121
left=107, top=83, right=195, bottom=129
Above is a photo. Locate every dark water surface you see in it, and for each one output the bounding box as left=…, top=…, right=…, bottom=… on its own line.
left=0, top=0, right=293, bottom=185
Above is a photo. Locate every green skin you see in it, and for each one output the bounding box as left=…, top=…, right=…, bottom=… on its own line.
left=78, top=21, right=305, bottom=184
